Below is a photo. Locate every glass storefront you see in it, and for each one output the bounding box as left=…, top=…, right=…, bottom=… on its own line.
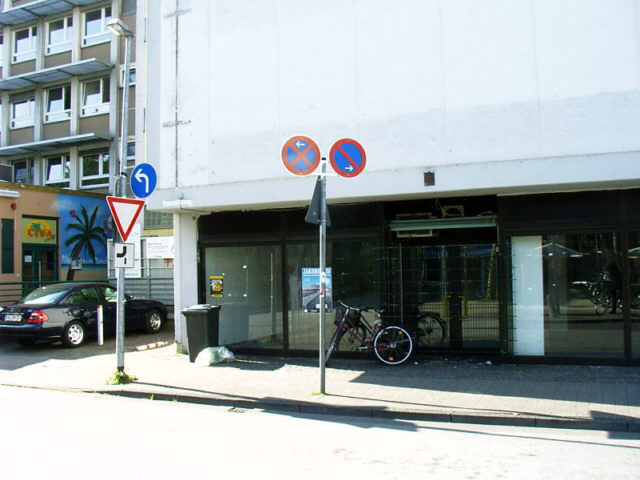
left=287, top=241, right=380, bottom=351
left=204, top=245, right=283, bottom=349
left=203, top=240, right=380, bottom=351
left=512, top=233, right=625, bottom=357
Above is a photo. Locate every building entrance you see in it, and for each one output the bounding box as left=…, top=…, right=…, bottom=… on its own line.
left=22, top=246, right=58, bottom=294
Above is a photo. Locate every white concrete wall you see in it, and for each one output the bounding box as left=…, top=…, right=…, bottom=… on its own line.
left=145, top=0, right=640, bottom=212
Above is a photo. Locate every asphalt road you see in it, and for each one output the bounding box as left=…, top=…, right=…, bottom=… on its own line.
left=1, top=385, right=639, bottom=480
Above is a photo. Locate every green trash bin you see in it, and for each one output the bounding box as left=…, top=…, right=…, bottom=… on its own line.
left=182, top=304, right=221, bottom=362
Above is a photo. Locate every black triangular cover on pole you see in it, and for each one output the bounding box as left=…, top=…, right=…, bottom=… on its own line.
left=305, top=177, right=331, bottom=226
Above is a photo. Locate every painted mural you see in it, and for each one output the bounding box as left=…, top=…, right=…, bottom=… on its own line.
left=56, top=194, right=111, bottom=280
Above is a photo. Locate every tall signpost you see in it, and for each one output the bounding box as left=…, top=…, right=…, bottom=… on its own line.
left=282, top=136, right=365, bottom=394
left=107, top=17, right=134, bottom=376
left=106, top=196, right=145, bottom=373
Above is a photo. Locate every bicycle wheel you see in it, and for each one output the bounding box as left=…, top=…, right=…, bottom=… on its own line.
left=415, top=313, right=445, bottom=347
left=593, top=291, right=612, bottom=315
left=373, top=326, right=413, bottom=365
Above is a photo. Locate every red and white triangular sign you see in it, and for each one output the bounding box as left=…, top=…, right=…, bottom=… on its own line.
left=106, top=196, right=145, bottom=242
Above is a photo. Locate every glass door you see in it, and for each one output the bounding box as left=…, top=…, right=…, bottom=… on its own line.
left=22, top=246, right=58, bottom=294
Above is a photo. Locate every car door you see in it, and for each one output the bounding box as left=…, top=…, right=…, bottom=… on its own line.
left=65, top=286, right=101, bottom=334
left=96, top=284, right=118, bottom=335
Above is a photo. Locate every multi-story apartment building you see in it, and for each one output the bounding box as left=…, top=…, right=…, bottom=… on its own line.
left=0, top=0, right=136, bottom=193
left=0, top=0, right=139, bottom=292
left=143, top=1, right=640, bottom=362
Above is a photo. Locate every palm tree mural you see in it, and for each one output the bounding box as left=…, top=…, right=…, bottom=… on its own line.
left=64, top=205, right=108, bottom=281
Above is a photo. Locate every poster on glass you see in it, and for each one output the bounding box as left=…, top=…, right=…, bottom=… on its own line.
left=302, top=267, right=332, bottom=313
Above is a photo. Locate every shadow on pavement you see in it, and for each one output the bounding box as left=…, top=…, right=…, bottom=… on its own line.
left=106, top=381, right=420, bottom=432
left=0, top=324, right=175, bottom=371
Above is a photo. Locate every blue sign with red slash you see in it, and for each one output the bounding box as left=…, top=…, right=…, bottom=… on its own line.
left=282, top=135, right=321, bottom=176
left=329, top=138, right=366, bottom=178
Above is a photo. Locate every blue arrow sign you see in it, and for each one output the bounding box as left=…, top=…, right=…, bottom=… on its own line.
left=130, top=163, right=157, bottom=198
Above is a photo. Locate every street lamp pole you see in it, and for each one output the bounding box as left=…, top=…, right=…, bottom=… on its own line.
left=108, top=18, right=133, bottom=373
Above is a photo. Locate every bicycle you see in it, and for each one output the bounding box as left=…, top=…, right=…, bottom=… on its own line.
left=325, top=301, right=413, bottom=365
left=415, top=310, right=447, bottom=347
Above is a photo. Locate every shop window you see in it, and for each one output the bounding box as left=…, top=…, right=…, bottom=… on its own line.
left=512, top=233, right=624, bottom=357
left=45, top=85, right=71, bottom=123
left=81, top=77, right=110, bottom=116
left=286, top=241, right=380, bottom=351
left=83, top=6, right=112, bottom=46
left=13, top=25, right=37, bottom=63
left=2, top=219, right=14, bottom=274
left=10, top=97, right=35, bottom=129
left=204, top=245, right=284, bottom=349
left=45, top=155, right=70, bottom=188
left=46, top=16, right=73, bottom=55
left=80, top=151, right=109, bottom=187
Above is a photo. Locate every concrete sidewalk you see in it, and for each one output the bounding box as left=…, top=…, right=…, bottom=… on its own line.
left=1, top=334, right=639, bottom=432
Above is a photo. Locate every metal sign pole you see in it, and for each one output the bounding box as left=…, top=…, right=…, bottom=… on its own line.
left=115, top=32, right=132, bottom=373
left=319, top=158, right=327, bottom=394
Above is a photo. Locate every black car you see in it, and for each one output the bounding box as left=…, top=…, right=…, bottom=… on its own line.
left=0, top=282, right=166, bottom=348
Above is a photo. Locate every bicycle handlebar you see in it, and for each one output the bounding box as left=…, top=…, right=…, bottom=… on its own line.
left=336, top=300, right=385, bottom=313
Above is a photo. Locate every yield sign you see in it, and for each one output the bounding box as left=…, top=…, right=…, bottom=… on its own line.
left=106, top=196, right=145, bottom=242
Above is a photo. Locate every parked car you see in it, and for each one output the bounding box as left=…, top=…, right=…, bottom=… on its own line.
left=0, top=282, right=166, bottom=348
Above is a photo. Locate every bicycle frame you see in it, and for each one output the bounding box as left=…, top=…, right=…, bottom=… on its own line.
left=333, top=302, right=379, bottom=351
left=326, top=301, right=414, bottom=365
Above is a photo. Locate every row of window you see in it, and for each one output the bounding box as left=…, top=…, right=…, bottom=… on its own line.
left=12, top=151, right=111, bottom=188
left=8, top=76, right=110, bottom=128
left=2, top=6, right=113, bottom=65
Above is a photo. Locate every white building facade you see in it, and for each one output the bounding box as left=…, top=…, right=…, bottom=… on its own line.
left=141, top=0, right=640, bottom=361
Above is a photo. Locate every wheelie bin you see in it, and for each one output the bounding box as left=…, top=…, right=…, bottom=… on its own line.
left=181, top=304, right=221, bottom=362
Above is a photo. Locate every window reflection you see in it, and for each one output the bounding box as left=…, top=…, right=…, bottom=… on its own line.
left=204, top=245, right=283, bottom=349
left=514, top=233, right=625, bottom=357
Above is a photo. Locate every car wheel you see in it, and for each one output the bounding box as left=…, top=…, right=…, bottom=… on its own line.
left=144, top=309, right=164, bottom=333
left=62, top=321, right=85, bottom=348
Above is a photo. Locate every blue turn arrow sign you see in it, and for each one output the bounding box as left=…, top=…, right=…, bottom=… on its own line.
left=130, top=163, right=157, bottom=198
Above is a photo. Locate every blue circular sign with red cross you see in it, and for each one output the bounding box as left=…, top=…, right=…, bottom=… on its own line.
left=281, top=135, right=321, bottom=176
left=329, top=138, right=366, bottom=178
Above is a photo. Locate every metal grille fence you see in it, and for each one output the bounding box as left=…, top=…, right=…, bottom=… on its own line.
left=376, top=243, right=505, bottom=351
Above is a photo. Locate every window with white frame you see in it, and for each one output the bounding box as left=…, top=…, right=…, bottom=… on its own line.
left=0, top=34, right=4, bottom=67
left=119, top=65, right=136, bottom=87
left=83, top=6, right=112, bottom=46
left=11, top=96, right=35, bottom=129
left=46, top=16, right=73, bottom=55
left=80, top=150, right=109, bottom=187
left=13, top=26, right=37, bottom=63
left=45, top=85, right=71, bottom=122
left=45, top=154, right=70, bottom=188
left=81, top=77, right=110, bottom=116
left=125, top=142, right=135, bottom=175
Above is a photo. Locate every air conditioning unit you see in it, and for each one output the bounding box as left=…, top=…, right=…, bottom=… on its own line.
left=395, top=213, right=438, bottom=238
left=441, top=205, right=464, bottom=218
left=0, top=165, right=14, bottom=182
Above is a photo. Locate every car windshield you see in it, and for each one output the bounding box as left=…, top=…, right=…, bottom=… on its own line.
left=20, top=286, right=70, bottom=305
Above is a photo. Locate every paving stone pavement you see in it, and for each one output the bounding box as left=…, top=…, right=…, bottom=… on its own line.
left=1, top=331, right=639, bottom=431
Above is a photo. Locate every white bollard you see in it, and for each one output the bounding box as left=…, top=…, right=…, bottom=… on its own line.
left=97, top=304, right=104, bottom=346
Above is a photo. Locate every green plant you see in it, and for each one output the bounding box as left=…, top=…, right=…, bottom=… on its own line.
left=106, top=370, right=138, bottom=385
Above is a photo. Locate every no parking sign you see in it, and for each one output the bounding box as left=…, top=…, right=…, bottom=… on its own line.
left=329, top=138, right=366, bottom=178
